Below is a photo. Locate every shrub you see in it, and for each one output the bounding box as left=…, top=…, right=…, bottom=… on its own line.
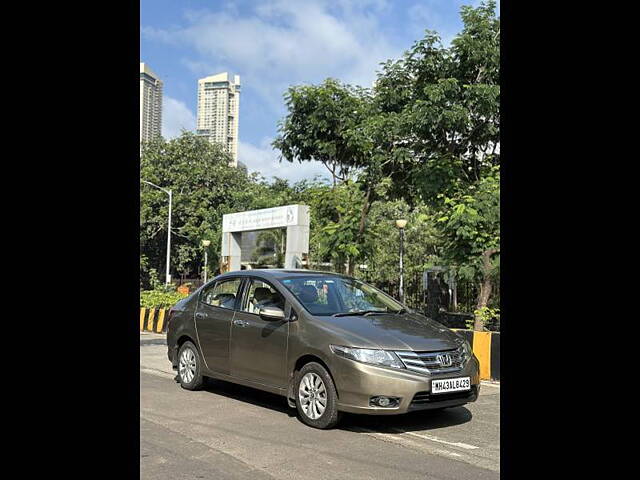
left=140, top=288, right=188, bottom=309
left=467, top=307, right=500, bottom=331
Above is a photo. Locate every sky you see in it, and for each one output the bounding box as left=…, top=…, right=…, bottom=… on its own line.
left=141, top=0, right=498, bottom=183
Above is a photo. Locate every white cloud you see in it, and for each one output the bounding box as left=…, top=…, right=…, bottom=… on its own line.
left=162, top=96, right=196, bottom=139
left=161, top=96, right=327, bottom=183
left=144, top=0, right=416, bottom=182
left=143, top=0, right=402, bottom=110
left=238, top=138, right=330, bottom=184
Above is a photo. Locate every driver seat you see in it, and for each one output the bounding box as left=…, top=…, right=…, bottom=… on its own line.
left=298, top=285, right=318, bottom=303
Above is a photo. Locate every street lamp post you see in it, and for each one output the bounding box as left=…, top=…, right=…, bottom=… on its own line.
left=141, top=180, right=173, bottom=286
left=395, top=219, right=407, bottom=303
left=359, top=264, right=368, bottom=283
left=202, top=239, right=211, bottom=284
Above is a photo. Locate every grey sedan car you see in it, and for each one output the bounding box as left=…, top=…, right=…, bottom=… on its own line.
left=167, top=269, right=480, bottom=429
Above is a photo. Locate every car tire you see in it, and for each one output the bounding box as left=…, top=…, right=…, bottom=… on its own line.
left=295, top=362, right=341, bottom=429
left=177, top=341, right=204, bottom=391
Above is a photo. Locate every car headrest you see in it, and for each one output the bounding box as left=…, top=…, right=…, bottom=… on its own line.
left=214, top=293, right=236, bottom=308
left=253, top=287, right=272, bottom=302
left=298, top=285, right=318, bottom=303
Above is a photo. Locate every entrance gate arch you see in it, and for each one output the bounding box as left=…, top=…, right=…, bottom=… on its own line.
left=220, top=205, right=310, bottom=272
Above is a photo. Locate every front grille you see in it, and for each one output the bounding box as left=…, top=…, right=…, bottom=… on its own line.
left=410, top=387, right=476, bottom=408
left=395, top=347, right=466, bottom=375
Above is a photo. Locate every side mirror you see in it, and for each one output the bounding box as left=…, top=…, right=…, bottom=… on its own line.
left=259, top=306, right=285, bottom=321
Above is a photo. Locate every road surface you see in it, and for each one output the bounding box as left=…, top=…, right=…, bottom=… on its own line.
left=141, top=340, right=500, bottom=479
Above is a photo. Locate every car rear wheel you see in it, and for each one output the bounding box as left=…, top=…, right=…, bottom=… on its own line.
left=295, top=362, right=341, bottom=429
left=178, top=341, right=204, bottom=390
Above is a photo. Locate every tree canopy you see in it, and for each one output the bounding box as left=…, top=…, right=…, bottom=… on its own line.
left=271, top=1, right=500, bottom=327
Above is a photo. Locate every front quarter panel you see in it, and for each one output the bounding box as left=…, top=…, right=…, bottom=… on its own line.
left=285, top=311, right=382, bottom=393
left=285, top=309, right=480, bottom=415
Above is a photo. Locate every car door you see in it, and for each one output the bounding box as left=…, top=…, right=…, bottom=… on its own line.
left=229, top=277, right=289, bottom=388
left=195, top=277, right=242, bottom=376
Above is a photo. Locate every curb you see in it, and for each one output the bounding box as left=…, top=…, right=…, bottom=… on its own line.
left=140, top=338, right=167, bottom=346
left=140, top=307, right=169, bottom=333
left=452, top=329, right=500, bottom=381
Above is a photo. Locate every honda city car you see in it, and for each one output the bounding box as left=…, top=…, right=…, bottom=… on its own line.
left=166, top=269, right=480, bottom=429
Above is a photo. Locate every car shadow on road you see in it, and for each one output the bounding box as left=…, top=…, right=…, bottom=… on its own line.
left=339, top=407, right=473, bottom=433
left=201, top=377, right=473, bottom=431
left=201, top=378, right=297, bottom=417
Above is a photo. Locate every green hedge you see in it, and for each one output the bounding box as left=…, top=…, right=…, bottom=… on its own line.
left=140, top=289, right=188, bottom=309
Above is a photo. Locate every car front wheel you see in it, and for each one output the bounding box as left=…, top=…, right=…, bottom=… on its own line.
left=295, top=362, right=341, bottom=429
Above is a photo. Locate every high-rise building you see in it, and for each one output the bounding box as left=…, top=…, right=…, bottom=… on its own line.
left=140, top=62, right=163, bottom=144
left=196, top=72, right=241, bottom=167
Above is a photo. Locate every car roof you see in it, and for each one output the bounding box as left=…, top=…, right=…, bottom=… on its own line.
left=215, top=269, right=350, bottom=281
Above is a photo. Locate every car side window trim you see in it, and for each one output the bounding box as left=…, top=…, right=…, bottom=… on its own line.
left=237, top=277, right=252, bottom=312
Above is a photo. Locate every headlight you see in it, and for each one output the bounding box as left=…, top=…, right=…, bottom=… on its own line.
left=458, top=339, right=472, bottom=363
left=330, top=345, right=405, bottom=369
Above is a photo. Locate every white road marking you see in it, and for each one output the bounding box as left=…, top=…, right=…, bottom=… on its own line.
left=141, top=367, right=175, bottom=379
left=354, top=427, right=463, bottom=458
left=396, top=430, right=480, bottom=450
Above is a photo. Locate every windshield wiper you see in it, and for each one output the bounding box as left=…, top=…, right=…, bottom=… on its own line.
left=332, top=310, right=388, bottom=317
left=394, top=308, right=408, bottom=315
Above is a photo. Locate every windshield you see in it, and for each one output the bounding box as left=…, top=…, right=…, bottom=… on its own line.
left=280, top=275, right=404, bottom=316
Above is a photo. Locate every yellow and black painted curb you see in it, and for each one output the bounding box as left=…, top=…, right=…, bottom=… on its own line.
left=139, top=307, right=169, bottom=334
left=452, top=329, right=500, bottom=381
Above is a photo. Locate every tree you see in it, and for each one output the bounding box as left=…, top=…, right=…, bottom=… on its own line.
left=370, top=0, right=500, bottom=327
left=272, top=1, right=500, bottom=286
left=273, top=79, right=372, bottom=186
left=360, top=199, right=441, bottom=302
left=273, top=80, right=391, bottom=274
left=437, top=167, right=500, bottom=330
left=140, top=132, right=260, bottom=287
left=371, top=0, right=500, bottom=206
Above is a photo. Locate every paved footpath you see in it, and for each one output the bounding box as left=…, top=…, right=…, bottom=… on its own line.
left=141, top=337, right=500, bottom=479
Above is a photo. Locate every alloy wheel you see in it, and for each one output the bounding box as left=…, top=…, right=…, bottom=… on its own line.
left=298, top=372, right=327, bottom=420
left=179, top=347, right=197, bottom=384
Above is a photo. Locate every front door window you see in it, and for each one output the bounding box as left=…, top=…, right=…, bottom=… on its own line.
left=242, top=279, right=285, bottom=314
left=202, top=278, right=242, bottom=310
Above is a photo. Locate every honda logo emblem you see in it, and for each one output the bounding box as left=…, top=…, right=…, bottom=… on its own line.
left=436, top=353, right=453, bottom=367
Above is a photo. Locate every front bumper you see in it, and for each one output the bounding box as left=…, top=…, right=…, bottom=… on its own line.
left=331, top=354, right=480, bottom=415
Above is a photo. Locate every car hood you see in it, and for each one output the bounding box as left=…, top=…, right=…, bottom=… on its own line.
left=314, top=312, right=463, bottom=351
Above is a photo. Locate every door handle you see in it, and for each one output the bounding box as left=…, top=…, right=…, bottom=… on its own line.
left=233, top=319, right=248, bottom=327
left=195, top=312, right=206, bottom=320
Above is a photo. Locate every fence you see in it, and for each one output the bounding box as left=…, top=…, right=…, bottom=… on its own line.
left=363, top=271, right=499, bottom=331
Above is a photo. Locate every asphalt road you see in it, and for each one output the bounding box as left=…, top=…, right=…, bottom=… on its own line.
left=141, top=342, right=500, bottom=479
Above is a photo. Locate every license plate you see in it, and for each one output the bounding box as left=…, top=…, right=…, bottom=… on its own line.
left=431, top=377, right=471, bottom=394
